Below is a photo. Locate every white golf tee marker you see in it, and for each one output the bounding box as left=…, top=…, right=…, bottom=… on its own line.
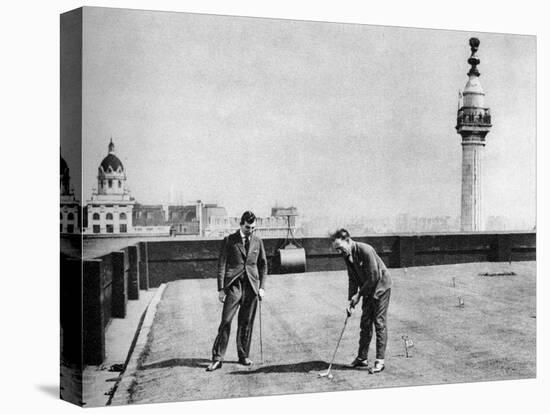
left=402, top=335, right=414, bottom=358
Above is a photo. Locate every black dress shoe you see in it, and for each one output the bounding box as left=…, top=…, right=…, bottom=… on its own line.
left=206, top=360, right=223, bottom=371
left=238, top=357, right=253, bottom=366
left=350, top=357, right=369, bottom=369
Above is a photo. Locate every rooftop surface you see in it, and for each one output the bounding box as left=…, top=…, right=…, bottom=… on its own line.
left=112, top=261, right=536, bottom=405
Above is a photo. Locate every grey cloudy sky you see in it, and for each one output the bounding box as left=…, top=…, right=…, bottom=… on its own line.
left=64, top=7, right=536, bottom=226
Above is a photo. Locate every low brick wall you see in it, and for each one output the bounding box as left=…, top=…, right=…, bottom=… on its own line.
left=75, top=246, right=148, bottom=366
left=111, top=251, right=127, bottom=319
left=126, top=245, right=140, bottom=300
left=143, top=232, right=536, bottom=287
left=83, top=260, right=105, bottom=365
left=61, top=255, right=83, bottom=366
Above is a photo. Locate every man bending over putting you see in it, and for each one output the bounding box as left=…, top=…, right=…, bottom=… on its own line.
left=331, top=229, right=392, bottom=373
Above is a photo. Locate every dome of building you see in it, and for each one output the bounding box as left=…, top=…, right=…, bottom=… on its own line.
left=60, top=155, right=71, bottom=195
left=99, top=138, right=124, bottom=173
left=60, top=156, right=69, bottom=175
left=100, top=153, right=124, bottom=173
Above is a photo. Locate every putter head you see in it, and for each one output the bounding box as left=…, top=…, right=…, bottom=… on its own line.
left=318, top=369, right=334, bottom=379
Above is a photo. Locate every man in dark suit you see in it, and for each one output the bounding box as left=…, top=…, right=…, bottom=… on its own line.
left=207, top=211, right=267, bottom=371
left=331, top=228, right=392, bottom=373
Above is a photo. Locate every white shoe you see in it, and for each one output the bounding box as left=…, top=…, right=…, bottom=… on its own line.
left=371, top=360, right=385, bottom=373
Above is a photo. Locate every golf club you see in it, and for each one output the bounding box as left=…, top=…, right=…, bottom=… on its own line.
left=319, top=310, right=351, bottom=379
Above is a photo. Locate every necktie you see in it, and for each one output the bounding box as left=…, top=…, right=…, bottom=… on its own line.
left=245, top=236, right=250, bottom=254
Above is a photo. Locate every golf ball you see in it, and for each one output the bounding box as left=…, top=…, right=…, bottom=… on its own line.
left=328, top=374, right=333, bottom=379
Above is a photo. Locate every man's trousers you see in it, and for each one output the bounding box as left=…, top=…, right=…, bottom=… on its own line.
left=212, top=276, right=258, bottom=361
left=358, top=288, right=391, bottom=360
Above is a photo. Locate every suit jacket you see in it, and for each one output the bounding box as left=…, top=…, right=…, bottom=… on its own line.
left=346, top=241, right=392, bottom=300
left=217, top=231, right=267, bottom=294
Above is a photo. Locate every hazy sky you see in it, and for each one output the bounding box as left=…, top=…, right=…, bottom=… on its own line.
left=63, top=7, right=536, bottom=225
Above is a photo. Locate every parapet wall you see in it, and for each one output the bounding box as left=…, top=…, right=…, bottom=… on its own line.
left=144, top=232, right=536, bottom=287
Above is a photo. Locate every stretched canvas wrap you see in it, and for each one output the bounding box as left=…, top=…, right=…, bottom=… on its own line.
left=60, top=6, right=536, bottom=407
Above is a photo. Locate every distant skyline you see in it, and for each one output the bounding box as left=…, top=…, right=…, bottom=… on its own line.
left=61, top=7, right=536, bottom=227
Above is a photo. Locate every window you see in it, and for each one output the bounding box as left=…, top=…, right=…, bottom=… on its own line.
left=60, top=223, right=63, bottom=232
left=60, top=212, right=63, bottom=220
left=100, top=181, right=104, bottom=189
left=67, top=212, right=74, bottom=220
left=118, top=180, right=122, bottom=188
left=93, top=213, right=100, bottom=220
left=106, top=224, right=114, bottom=233
left=93, top=225, right=100, bottom=234
left=120, top=212, right=127, bottom=220
left=108, top=179, right=113, bottom=188
left=120, top=224, right=127, bottom=233
left=67, top=224, right=74, bottom=234
left=106, top=213, right=113, bottom=220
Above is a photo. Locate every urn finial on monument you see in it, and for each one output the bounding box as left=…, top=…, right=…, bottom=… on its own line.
left=467, top=37, right=481, bottom=77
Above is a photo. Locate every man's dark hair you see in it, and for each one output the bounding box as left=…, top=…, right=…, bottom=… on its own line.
left=240, top=210, right=256, bottom=225
left=330, top=228, right=351, bottom=241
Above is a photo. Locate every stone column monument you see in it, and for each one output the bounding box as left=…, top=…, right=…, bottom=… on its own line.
left=456, top=38, right=492, bottom=231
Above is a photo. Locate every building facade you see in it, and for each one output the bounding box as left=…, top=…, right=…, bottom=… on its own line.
left=84, top=139, right=137, bottom=235
left=166, top=204, right=199, bottom=234
left=81, top=141, right=301, bottom=239
left=205, top=206, right=301, bottom=239
left=133, top=204, right=166, bottom=227
left=60, top=156, right=80, bottom=234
